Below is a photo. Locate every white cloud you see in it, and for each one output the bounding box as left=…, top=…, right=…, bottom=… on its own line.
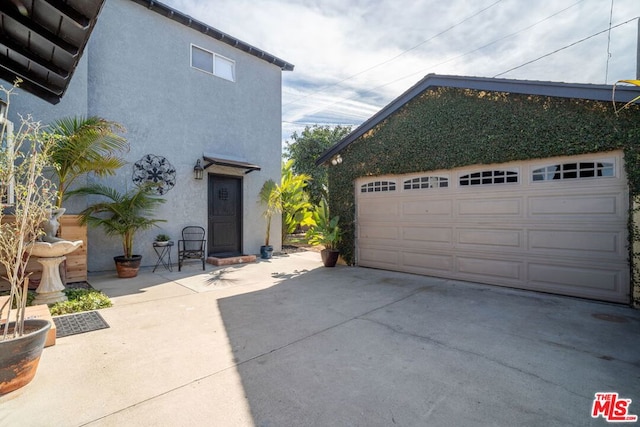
left=163, top=0, right=640, bottom=143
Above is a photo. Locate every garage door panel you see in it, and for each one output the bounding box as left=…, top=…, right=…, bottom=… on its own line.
left=528, top=262, right=627, bottom=303
left=359, top=224, right=399, bottom=240
left=358, top=199, right=400, bottom=218
left=529, top=194, right=622, bottom=217
left=359, top=247, right=399, bottom=268
left=356, top=151, right=630, bottom=303
left=402, top=199, right=453, bottom=216
left=529, top=230, right=623, bottom=256
left=458, top=198, right=522, bottom=216
left=457, top=256, right=522, bottom=280
left=457, top=228, right=521, bottom=248
left=402, top=226, right=452, bottom=244
left=402, top=251, right=453, bottom=273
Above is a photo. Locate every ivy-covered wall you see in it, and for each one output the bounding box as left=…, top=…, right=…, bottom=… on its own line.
left=328, top=87, right=640, bottom=305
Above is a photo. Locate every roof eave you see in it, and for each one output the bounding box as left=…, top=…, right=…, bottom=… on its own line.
left=129, top=0, right=294, bottom=71
left=316, top=74, right=640, bottom=165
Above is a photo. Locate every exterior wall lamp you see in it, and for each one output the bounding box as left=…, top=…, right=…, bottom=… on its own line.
left=193, top=158, right=204, bottom=180
left=331, top=154, right=342, bottom=166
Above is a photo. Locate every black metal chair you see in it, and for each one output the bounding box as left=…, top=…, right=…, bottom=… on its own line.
left=178, top=226, right=206, bottom=271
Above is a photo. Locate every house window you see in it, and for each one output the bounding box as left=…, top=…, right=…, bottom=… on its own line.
left=360, top=180, right=396, bottom=193
left=190, top=44, right=236, bottom=82
left=532, top=161, right=614, bottom=181
left=403, top=176, right=449, bottom=190
left=459, top=170, right=518, bottom=186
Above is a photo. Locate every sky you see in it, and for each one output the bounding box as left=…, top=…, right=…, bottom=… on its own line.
left=161, top=0, right=640, bottom=144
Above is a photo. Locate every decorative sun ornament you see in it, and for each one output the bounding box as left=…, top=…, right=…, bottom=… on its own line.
left=132, top=154, right=176, bottom=195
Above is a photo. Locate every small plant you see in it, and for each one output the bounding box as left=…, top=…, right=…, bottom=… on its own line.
left=155, top=233, right=171, bottom=242
left=259, top=179, right=281, bottom=246
left=306, top=198, right=341, bottom=250
left=49, top=288, right=112, bottom=316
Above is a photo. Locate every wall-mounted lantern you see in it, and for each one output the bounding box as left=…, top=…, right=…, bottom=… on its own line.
left=194, top=158, right=204, bottom=180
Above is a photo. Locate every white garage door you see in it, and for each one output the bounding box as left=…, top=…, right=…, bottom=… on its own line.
left=356, top=151, right=630, bottom=303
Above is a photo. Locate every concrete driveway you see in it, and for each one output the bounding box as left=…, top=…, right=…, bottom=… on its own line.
left=1, top=250, right=639, bottom=426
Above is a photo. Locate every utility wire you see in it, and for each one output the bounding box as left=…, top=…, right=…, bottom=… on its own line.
left=494, top=16, right=638, bottom=78
left=287, top=1, right=586, bottom=124
left=605, top=0, right=615, bottom=83
left=282, top=0, right=503, bottom=108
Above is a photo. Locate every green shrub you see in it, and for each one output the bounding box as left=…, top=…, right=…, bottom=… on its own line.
left=49, top=288, right=112, bottom=316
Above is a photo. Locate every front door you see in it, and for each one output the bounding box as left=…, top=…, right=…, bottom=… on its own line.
left=208, top=174, right=242, bottom=256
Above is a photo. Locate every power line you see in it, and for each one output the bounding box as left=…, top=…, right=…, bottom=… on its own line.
left=605, top=0, right=615, bottom=83
left=494, top=16, right=639, bottom=78
left=290, top=1, right=587, bottom=123
left=283, top=0, right=503, bottom=108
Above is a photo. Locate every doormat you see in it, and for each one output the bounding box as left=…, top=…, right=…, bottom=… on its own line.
left=53, top=311, right=110, bottom=338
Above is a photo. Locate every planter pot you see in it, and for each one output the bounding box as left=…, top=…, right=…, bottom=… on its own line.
left=260, top=245, right=273, bottom=259
left=0, top=319, right=51, bottom=396
left=321, top=249, right=340, bottom=267
left=154, top=241, right=172, bottom=247
left=114, top=255, right=142, bottom=278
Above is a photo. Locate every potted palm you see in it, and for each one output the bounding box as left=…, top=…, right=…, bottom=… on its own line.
left=306, top=198, right=342, bottom=267
left=0, top=83, right=54, bottom=395
left=258, top=179, right=281, bottom=259
left=69, top=183, right=165, bottom=278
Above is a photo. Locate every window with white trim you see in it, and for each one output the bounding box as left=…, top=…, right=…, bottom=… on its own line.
left=532, top=161, right=614, bottom=181
left=403, top=176, right=449, bottom=190
left=190, top=44, right=236, bottom=82
left=360, top=180, right=396, bottom=193
left=459, top=170, right=518, bottom=186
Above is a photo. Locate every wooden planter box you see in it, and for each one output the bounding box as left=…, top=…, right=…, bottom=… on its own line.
left=0, top=215, right=87, bottom=290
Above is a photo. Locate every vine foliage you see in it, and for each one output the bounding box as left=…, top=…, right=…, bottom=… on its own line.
left=327, top=87, right=640, bottom=305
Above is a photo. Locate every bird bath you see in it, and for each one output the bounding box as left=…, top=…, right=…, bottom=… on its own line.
left=28, top=239, right=83, bottom=305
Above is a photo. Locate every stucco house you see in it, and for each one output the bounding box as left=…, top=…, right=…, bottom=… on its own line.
left=4, top=0, right=293, bottom=272
left=317, top=74, right=640, bottom=305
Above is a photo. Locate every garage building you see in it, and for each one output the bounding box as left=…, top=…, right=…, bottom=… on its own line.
left=317, top=74, right=640, bottom=305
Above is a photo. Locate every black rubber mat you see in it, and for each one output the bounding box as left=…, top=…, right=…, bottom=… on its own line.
left=53, top=311, right=109, bottom=338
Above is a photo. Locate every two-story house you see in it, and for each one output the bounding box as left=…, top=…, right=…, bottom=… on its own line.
left=6, top=0, right=294, bottom=272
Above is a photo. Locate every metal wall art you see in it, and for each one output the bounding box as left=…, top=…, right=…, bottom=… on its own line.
left=132, top=154, right=176, bottom=195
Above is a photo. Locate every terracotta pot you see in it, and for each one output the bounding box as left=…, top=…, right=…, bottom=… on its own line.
left=321, top=249, right=340, bottom=267
left=114, top=255, right=142, bottom=278
left=0, top=319, right=51, bottom=395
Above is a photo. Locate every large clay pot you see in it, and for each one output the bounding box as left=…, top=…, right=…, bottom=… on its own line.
left=321, top=249, right=340, bottom=267
left=114, top=255, right=142, bottom=278
left=0, top=319, right=51, bottom=395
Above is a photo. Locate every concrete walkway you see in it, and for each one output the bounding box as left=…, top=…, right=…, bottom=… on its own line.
left=1, top=250, right=639, bottom=426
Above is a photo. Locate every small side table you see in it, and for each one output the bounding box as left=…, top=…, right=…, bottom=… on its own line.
left=153, top=241, right=174, bottom=272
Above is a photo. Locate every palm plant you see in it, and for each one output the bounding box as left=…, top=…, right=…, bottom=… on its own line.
left=259, top=179, right=280, bottom=247
left=69, top=183, right=165, bottom=259
left=47, top=116, right=127, bottom=208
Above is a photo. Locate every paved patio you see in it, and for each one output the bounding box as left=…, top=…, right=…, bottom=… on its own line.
left=1, top=250, right=639, bottom=426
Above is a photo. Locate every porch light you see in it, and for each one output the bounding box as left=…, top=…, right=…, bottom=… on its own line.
left=193, top=159, right=204, bottom=180
left=331, top=154, right=342, bottom=166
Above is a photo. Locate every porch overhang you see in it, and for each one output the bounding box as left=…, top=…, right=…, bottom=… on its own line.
left=202, top=155, right=261, bottom=174
left=0, top=0, right=106, bottom=104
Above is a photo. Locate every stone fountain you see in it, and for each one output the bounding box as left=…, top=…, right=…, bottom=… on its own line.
left=29, top=208, right=83, bottom=305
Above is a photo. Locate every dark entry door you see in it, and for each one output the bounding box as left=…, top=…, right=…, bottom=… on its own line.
left=208, top=175, right=242, bottom=256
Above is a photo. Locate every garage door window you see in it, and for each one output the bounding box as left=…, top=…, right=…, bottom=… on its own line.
left=404, top=176, right=449, bottom=189
left=532, top=162, right=614, bottom=181
left=459, top=170, right=518, bottom=186
left=360, top=180, right=396, bottom=193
